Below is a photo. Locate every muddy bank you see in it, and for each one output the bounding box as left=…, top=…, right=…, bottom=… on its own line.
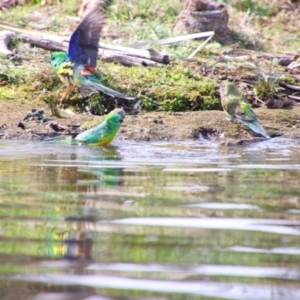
left=0, top=101, right=299, bottom=145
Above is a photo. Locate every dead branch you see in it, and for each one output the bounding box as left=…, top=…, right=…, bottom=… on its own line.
left=20, top=34, right=66, bottom=52
left=99, top=50, right=160, bottom=67
left=20, top=33, right=163, bottom=66
left=221, top=49, right=296, bottom=62
left=280, top=82, right=300, bottom=91
left=0, top=21, right=169, bottom=66
left=288, top=95, right=300, bottom=102
left=0, top=30, right=15, bottom=56
left=99, top=42, right=169, bottom=64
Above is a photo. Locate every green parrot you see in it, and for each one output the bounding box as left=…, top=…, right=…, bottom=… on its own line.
left=219, top=81, right=270, bottom=139
left=46, top=108, right=125, bottom=146
left=50, top=7, right=137, bottom=101
left=75, top=108, right=125, bottom=146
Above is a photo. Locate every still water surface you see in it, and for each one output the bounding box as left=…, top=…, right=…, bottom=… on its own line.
left=0, top=138, right=300, bottom=300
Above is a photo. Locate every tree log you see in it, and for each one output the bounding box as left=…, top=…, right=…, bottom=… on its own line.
left=19, top=34, right=163, bottom=66
left=0, top=21, right=169, bottom=66
left=173, top=0, right=232, bottom=44
left=100, top=43, right=169, bottom=64
left=0, top=30, right=15, bottom=56
left=20, top=34, right=66, bottom=52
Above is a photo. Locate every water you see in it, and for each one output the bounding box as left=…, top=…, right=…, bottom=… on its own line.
left=0, top=138, right=300, bottom=300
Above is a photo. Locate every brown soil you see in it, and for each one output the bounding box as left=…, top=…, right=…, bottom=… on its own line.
left=1, top=100, right=299, bottom=145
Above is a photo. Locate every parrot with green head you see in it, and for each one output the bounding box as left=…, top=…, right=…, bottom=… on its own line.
left=46, top=108, right=125, bottom=146
left=50, top=7, right=137, bottom=101
left=219, top=81, right=270, bottom=139
left=75, top=108, right=125, bottom=146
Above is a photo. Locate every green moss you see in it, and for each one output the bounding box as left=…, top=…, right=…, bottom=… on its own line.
left=0, top=52, right=221, bottom=114
left=96, top=62, right=220, bottom=112
left=0, top=86, right=17, bottom=100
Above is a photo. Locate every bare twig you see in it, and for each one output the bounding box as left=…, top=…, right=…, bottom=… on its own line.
left=127, top=31, right=214, bottom=48
left=187, top=32, right=214, bottom=59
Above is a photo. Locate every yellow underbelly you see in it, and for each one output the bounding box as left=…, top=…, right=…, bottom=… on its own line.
left=59, top=62, right=75, bottom=86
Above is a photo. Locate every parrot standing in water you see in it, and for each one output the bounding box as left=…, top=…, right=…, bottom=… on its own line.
left=50, top=7, right=137, bottom=101
left=219, top=81, right=270, bottom=139
left=46, top=108, right=125, bottom=146
left=75, top=108, right=125, bottom=146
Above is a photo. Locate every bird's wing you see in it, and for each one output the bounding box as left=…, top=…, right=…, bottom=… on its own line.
left=68, top=8, right=105, bottom=67
left=233, top=98, right=256, bottom=122
left=75, top=123, right=105, bottom=144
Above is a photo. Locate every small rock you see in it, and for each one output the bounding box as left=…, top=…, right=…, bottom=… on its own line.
left=17, top=122, right=26, bottom=130
left=153, top=119, right=163, bottom=124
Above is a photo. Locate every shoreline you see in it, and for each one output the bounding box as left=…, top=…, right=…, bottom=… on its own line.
left=1, top=102, right=299, bottom=144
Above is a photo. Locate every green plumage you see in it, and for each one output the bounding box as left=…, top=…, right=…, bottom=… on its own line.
left=46, top=108, right=125, bottom=146
left=75, top=108, right=125, bottom=146
left=219, top=81, right=270, bottom=139
left=50, top=7, right=137, bottom=101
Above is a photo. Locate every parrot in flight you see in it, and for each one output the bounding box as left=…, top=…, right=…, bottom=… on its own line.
left=50, top=7, right=137, bottom=101
left=219, top=81, right=270, bottom=139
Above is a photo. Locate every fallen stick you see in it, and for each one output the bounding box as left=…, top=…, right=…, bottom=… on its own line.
left=280, top=82, right=300, bottom=92
left=0, top=30, right=15, bottom=56
left=221, top=48, right=296, bottom=61
left=99, top=42, right=169, bottom=64
left=187, top=33, right=214, bottom=59
left=288, top=95, right=300, bottom=102
left=99, top=50, right=160, bottom=67
left=127, top=31, right=215, bottom=48
left=20, top=34, right=66, bottom=52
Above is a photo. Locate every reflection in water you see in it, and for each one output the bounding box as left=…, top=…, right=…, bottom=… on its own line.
left=0, top=139, right=299, bottom=300
left=47, top=231, right=93, bottom=260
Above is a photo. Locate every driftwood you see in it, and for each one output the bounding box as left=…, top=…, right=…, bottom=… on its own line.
left=0, top=21, right=169, bottom=67
left=288, top=95, right=300, bottom=102
left=99, top=43, right=169, bottom=64
left=280, top=82, right=300, bottom=92
left=19, top=34, right=164, bottom=66
left=0, top=30, right=15, bottom=56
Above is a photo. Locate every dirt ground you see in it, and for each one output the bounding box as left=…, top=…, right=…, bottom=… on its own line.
left=1, top=1, right=300, bottom=146
left=1, top=100, right=299, bottom=145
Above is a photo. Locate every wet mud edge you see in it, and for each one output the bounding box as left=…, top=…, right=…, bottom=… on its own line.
left=0, top=102, right=299, bottom=145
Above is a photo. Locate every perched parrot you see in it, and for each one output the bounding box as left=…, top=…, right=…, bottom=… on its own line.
left=219, top=81, right=270, bottom=139
left=50, top=8, right=137, bottom=101
left=75, top=108, right=125, bottom=146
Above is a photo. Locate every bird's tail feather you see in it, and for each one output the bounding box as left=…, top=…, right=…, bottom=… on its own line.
left=44, top=135, right=79, bottom=144
left=90, top=81, right=138, bottom=100
left=240, top=119, right=270, bottom=139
